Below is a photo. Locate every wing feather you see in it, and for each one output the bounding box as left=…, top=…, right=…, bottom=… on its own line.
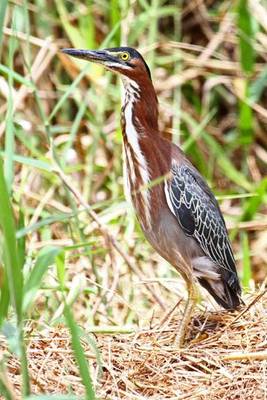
left=165, top=163, right=238, bottom=279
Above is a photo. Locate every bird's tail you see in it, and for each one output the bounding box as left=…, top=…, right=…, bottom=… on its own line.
left=198, top=276, right=243, bottom=310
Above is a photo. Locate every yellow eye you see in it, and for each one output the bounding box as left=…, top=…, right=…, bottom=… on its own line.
left=120, top=52, right=130, bottom=61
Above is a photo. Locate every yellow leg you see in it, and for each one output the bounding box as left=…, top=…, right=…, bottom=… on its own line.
left=174, top=280, right=198, bottom=347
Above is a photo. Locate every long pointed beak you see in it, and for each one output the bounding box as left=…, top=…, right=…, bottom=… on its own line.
left=61, top=48, right=114, bottom=64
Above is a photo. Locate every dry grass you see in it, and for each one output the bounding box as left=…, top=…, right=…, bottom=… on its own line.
left=1, top=290, right=267, bottom=400
left=1, top=1, right=267, bottom=398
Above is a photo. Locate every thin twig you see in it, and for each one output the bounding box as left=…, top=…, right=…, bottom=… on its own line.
left=223, top=350, right=267, bottom=361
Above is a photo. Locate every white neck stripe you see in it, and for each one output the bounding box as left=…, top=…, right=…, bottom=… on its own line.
left=122, top=78, right=151, bottom=229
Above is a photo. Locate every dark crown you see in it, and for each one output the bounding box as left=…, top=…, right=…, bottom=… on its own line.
left=104, top=47, right=152, bottom=80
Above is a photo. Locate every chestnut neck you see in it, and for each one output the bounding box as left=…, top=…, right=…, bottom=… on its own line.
left=121, top=75, right=159, bottom=135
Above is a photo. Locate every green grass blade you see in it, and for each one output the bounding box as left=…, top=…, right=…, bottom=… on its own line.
left=0, top=370, right=13, bottom=400
left=100, top=21, right=121, bottom=48
left=55, top=250, right=66, bottom=288
left=16, top=212, right=77, bottom=238
left=0, top=151, right=53, bottom=173
left=64, top=303, right=96, bottom=400
left=81, top=0, right=95, bottom=48
left=110, top=0, right=120, bottom=46
left=249, top=67, right=267, bottom=102
left=237, top=0, right=256, bottom=145
left=17, top=209, right=26, bottom=270
left=0, top=158, right=30, bottom=396
left=48, top=65, right=90, bottom=122
left=55, top=252, right=95, bottom=398
left=0, top=267, right=10, bottom=327
left=237, top=0, right=255, bottom=75
left=0, top=64, right=35, bottom=88
left=241, top=231, right=251, bottom=290
left=0, top=0, right=8, bottom=48
left=241, top=178, right=267, bottom=221
left=0, top=158, right=22, bottom=320
left=23, top=246, right=62, bottom=312
left=2, top=321, right=20, bottom=355
left=4, top=22, right=16, bottom=194
left=55, top=0, right=87, bottom=48
left=238, top=82, right=253, bottom=146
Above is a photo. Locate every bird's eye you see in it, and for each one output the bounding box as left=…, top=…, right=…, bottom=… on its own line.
left=120, top=52, right=130, bottom=61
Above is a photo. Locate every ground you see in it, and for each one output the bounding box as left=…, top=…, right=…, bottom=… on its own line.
left=1, top=290, right=266, bottom=400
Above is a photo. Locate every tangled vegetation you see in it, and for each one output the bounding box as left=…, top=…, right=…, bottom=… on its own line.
left=0, top=0, right=266, bottom=398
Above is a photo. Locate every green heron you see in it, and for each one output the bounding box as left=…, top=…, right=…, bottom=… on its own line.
left=62, top=47, right=242, bottom=346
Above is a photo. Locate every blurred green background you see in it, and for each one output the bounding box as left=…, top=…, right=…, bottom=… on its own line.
left=0, top=0, right=266, bottom=398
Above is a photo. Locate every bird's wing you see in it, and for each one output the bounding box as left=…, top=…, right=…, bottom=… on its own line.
left=164, top=162, right=237, bottom=278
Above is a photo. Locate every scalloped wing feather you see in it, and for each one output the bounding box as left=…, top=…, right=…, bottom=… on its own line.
left=165, top=162, right=242, bottom=303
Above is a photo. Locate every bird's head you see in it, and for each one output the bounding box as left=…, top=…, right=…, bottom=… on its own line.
left=61, top=46, right=152, bottom=84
